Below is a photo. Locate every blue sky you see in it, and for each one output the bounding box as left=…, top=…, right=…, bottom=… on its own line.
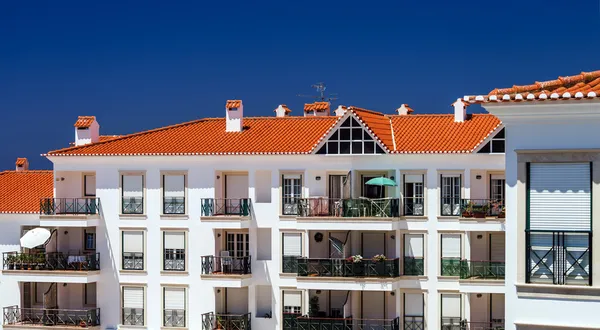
left=1, top=0, right=600, bottom=169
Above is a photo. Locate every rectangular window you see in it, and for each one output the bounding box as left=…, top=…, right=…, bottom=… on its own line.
left=490, top=175, right=505, bottom=202
left=122, top=231, right=144, bottom=270
left=282, top=175, right=302, bottom=215
left=403, top=174, right=424, bottom=216
left=122, top=174, right=144, bottom=214
left=84, top=230, right=95, bottom=250
left=404, top=234, right=424, bottom=275
left=441, top=174, right=461, bottom=216
left=226, top=232, right=249, bottom=257
left=404, top=293, right=424, bottom=328
left=441, top=294, right=462, bottom=327
left=164, top=232, right=186, bottom=271
left=163, top=287, right=186, bottom=327
left=85, top=283, right=97, bottom=306
left=163, top=174, right=185, bottom=214
left=122, top=286, right=144, bottom=326
left=84, top=175, right=96, bottom=197
left=283, top=290, right=302, bottom=315
left=282, top=233, right=302, bottom=273
left=441, top=234, right=461, bottom=276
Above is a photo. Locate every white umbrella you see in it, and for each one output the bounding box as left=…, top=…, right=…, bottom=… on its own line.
left=20, top=228, right=51, bottom=249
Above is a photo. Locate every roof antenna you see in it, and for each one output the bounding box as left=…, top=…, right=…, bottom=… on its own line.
left=297, top=82, right=339, bottom=102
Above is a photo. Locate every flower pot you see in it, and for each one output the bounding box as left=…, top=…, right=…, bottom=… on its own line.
left=498, top=212, right=505, bottom=218
left=79, top=320, right=87, bottom=327
left=474, top=212, right=486, bottom=218
left=461, top=211, right=472, bottom=218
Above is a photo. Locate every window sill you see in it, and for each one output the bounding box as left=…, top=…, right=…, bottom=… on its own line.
left=160, top=271, right=188, bottom=275
left=400, top=215, right=428, bottom=221
left=119, top=214, right=147, bottom=220
left=120, top=269, right=147, bottom=275
left=279, top=215, right=297, bottom=220
left=437, top=216, right=460, bottom=221
left=160, top=214, right=189, bottom=220
left=119, top=325, right=147, bottom=329
left=516, top=283, right=600, bottom=299
left=161, top=327, right=187, bottom=330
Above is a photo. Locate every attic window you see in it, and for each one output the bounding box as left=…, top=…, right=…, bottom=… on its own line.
left=478, top=128, right=505, bottom=154
left=316, top=117, right=385, bottom=155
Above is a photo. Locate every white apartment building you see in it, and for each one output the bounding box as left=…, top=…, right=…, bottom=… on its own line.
left=0, top=69, right=595, bottom=330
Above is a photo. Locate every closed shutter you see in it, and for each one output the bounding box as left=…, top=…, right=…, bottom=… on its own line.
left=164, top=175, right=185, bottom=198
left=123, top=175, right=143, bottom=198
left=490, top=294, right=504, bottom=322
left=84, top=175, right=96, bottom=196
left=283, top=291, right=302, bottom=308
left=529, top=163, right=591, bottom=231
left=283, top=233, right=302, bottom=256
left=164, top=287, right=185, bottom=310
left=490, top=233, right=505, bottom=262
left=86, top=283, right=97, bottom=305
left=441, top=294, right=461, bottom=318
left=404, top=234, right=424, bottom=258
left=123, top=231, right=144, bottom=253
left=164, top=232, right=185, bottom=250
left=404, top=293, right=423, bottom=316
left=404, top=175, right=423, bottom=183
left=123, top=287, right=144, bottom=309
left=226, top=175, right=249, bottom=199
left=441, top=234, right=461, bottom=258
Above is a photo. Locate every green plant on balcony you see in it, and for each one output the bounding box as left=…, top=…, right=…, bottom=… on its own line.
left=347, top=255, right=363, bottom=263
left=372, top=254, right=387, bottom=262
left=309, top=296, right=319, bottom=317
left=462, top=201, right=474, bottom=218
left=6, top=255, right=16, bottom=269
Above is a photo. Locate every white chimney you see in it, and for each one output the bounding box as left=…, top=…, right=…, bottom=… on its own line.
left=396, top=104, right=414, bottom=115
left=74, top=116, right=100, bottom=146
left=452, top=98, right=467, bottom=122
left=304, top=102, right=330, bottom=117
left=226, top=100, right=244, bottom=132
left=334, top=105, right=346, bottom=117
left=274, top=104, right=291, bottom=117
left=15, top=158, right=29, bottom=171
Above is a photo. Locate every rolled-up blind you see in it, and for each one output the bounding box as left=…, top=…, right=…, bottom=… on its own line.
left=490, top=233, right=505, bottom=262
left=164, top=175, right=185, bottom=198
left=283, top=291, right=302, bottom=308
left=123, top=231, right=144, bottom=253
left=164, top=287, right=185, bottom=310
left=404, top=234, right=424, bottom=258
left=123, top=175, right=143, bottom=197
left=164, top=232, right=185, bottom=250
left=123, top=287, right=144, bottom=309
left=404, top=293, right=423, bottom=316
left=441, top=294, right=461, bottom=318
left=441, top=234, right=461, bottom=258
left=283, top=233, right=302, bottom=256
left=404, top=174, right=423, bottom=183
left=86, top=283, right=96, bottom=305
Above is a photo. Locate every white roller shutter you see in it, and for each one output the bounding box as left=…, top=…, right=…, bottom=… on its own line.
left=123, top=231, right=144, bottom=253
left=283, top=233, right=302, bottom=256
left=441, top=234, right=461, bottom=258
left=164, top=288, right=185, bottom=310
left=164, top=175, right=185, bottom=198
left=226, top=175, right=249, bottom=199
left=404, top=293, right=423, bottom=316
left=529, top=163, right=591, bottom=231
left=404, top=234, right=424, bottom=258
left=85, top=175, right=96, bottom=196
left=491, top=174, right=504, bottom=180
left=283, top=291, right=302, bottom=308
left=441, top=294, right=461, bottom=318
left=123, top=175, right=143, bottom=197
left=404, top=175, right=423, bottom=183
left=164, top=232, right=185, bottom=250
left=123, top=287, right=144, bottom=309
left=490, top=233, right=505, bottom=262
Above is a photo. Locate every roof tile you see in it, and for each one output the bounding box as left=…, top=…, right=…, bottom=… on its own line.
left=226, top=100, right=242, bottom=109
left=0, top=171, right=53, bottom=213
left=74, top=116, right=96, bottom=128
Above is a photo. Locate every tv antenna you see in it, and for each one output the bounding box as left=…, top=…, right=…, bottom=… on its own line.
left=297, top=82, right=338, bottom=102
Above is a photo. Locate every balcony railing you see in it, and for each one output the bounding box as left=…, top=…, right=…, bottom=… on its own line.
left=461, top=321, right=506, bottom=330
left=283, top=255, right=301, bottom=273
left=294, top=198, right=400, bottom=218
left=295, top=316, right=400, bottom=330
left=122, top=308, right=144, bottom=326
left=40, top=198, right=100, bottom=215
left=164, top=197, right=185, bottom=214
left=122, top=252, right=144, bottom=270
left=3, top=252, right=100, bottom=271
left=3, top=305, right=100, bottom=327
left=202, top=312, right=251, bottom=330
left=403, top=316, right=424, bottom=330
left=441, top=258, right=462, bottom=276
left=122, top=197, right=143, bottom=214
left=164, top=250, right=185, bottom=271
left=403, top=197, right=424, bottom=216
left=403, top=257, right=424, bottom=276
left=201, top=198, right=251, bottom=217
left=201, top=255, right=251, bottom=275
left=164, top=309, right=185, bottom=327
left=461, top=260, right=505, bottom=280
left=460, top=199, right=505, bottom=218
left=441, top=317, right=463, bottom=330
left=294, top=258, right=400, bottom=277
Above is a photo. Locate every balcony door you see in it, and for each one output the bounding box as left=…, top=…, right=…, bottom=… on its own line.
left=361, top=232, right=385, bottom=259
left=225, top=174, right=248, bottom=215
left=84, top=175, right=96, bottom=197
left=361, top=175, right=385, bottom=199
left=226, top=232, right=249, bottom=258
left=489, top=233, right=505, bottom=262
left=362, top=291, right=385, bottom=319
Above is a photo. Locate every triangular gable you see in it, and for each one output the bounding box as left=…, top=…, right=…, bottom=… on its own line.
left=475, top=126, right=505, bottom=154
left=313, top=110, right=388, bottom=155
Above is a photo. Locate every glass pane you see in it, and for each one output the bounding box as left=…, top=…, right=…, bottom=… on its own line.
left=330, top=130, right=338, bottom=140
left=491, top=140, right=505, bottom=153
left=351, top=118, right=361, bottom=127
left=352, top=127, right=362, bottom=140
left=352, top=142, right=362, bottom=154
left=375, top=144, right=385, bottom=154
left=495, top=128, right=505, bottom=138
left=340, top=142, right=351, bottom=154
left=339, top=128, right=350, bottom=140
left=478, top=142, right=491, bottom=153
left=363, top=130, right=373, bottom=140
left=364, top=141, right=375, bottom=154
left=327, top=142, right=338, bottom=154
left=316, top=145, right=326, bottom=154
left=341, top=118, right=351, bottom=127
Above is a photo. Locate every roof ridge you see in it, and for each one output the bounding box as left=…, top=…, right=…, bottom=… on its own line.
left=0, top=170, right=53, bottom=175
left=349, top=107, right=385, bottom=116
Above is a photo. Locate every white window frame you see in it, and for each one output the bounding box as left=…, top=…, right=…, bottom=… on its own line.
left=120, top=172, right=145, bottom=215
left=162, top=172, right=187, bottom=215
left=121, top=230, right=145, bottom=271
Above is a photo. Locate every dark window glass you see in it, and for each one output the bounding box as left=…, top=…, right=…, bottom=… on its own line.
left=330, top=130, right=338, bottom=140
left=327, top=142, right=338, bottom=154
left=491, top=140, right=505, bottom=153
left=478, top=142, right=491, bottom=153
left=375, top=144, right=385, bottom=154
left=352, top=142, right=362, bottom=154
left=364, top=141, right=375, bottom=154
left=363, top=130, right=373, bottom=140
left=495, top=128, right=505, bottom=138
left=316, top=145, right=326, bottom=154
left=351, top=118, right=361, bottom=127
left=340, top=142, right=351, bottom=154
left=341, top=118, right=351, bottom=127
left=352, top=128, right=362, bottom=140
left=339, top=128, right=350, bottom=140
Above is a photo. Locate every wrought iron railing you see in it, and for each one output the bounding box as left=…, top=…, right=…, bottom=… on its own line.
left=282, top=256, right=301, bottom=274
left=201, top=255, right=251, bottom=275
left=164, top=197, right=185, bottom=214
left=461, top=321, right=506, bottom=330
left=201, top=312, right=251, bottom=330
left=40, top=198, right=100, bottom=215
left=283, top=313, right=302, bottom=330
left=403, top=197, right=424, bottom=216
left=201, top=198, right=251, bottom=217
left=295, top=316, right=400, bottom=330
left=403, top=316, right=424, bottom=330
left=164, top=309, right=185, bottom=327
left=460, top=199, right=505, bottom=218
left=297, top=198, right=343, bottom=217
left=441, top=198, right=461, bottom=216
left=122, top=197, right=143, bottom=214
left=122, top=308, right=144, bottom=326
left=122, top=252, right=144, bottom=270
left=3, top=252, right=100, bottom=271
left=296, top=258, right=400, bottom=277
left=441, top=317, right=463, bottom=330
left=164, top=250, right=185, bottom=271
left=293, top=198, right=400, bottom=217
left=460, top=260, right=505, bottom=280
left=440, top=258, right=462, bottom=276
left=3, top=305, right=100, bottom=327
left=526, top=231, right=591, bottom=286
left=403, top=257, right=424, bottom=276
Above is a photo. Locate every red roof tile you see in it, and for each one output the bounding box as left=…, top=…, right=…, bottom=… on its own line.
left=74, top=116, right=96, bottom=128
left=226, top=100, right=242, bottom=109
left=0, top=171, right=53, bottom=213
left=15, top=158, right=28, bottom=166
left=349, top=107, right=395, bottom=151
left=304, top=102, right=330, bottom=112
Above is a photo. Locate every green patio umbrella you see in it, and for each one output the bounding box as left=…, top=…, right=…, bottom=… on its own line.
left=365, top=176, right=397, bottom=198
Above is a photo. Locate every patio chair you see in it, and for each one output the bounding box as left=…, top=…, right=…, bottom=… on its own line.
left=220, top=251, right=232, bottom=274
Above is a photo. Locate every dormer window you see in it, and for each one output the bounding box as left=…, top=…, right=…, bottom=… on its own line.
left=316, top=117, right=385, bottom=155
left=478, top=128, right=505, bottom=154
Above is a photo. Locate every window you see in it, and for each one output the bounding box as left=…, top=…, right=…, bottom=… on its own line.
left=164, top=231, right=186, bottom=271
left=122, top=174, right=144, bottom=214
left=163, top=287, right=186, bottom=327
left=403, top=174, right=424, bottom=215
left=282, top=174, right=302, bottom=215
left=478, top=128, right=505, bottom=154
left=84, top=175, right=96, bottom=197
left=122, top=231, right=144, bottom=270
left=122, top=286, right=144, bottom=326
left=84, top=230, right=95, bottom=250
left=85, top=283, right=97, bottom=306
left=404, top=234, right=424, bottom=275
left=441, top=294, right=462, bottom=327
left=441, top=234, right=461, bottom=276
left=226, top=232, right=249, bottom=258
left=404, top=293, right=424, bottom=328
left=361, top=175, right=385, bottom=198
left=490, top=175, right=505, bottom=202
left=283, top=291, right=302, bottom=315
left=282, top=233, right=302, bottom=273
left=441, top=174, right=461, bottom=216
left=163, top=174, right=185, bottom=214
left=316, top=117, right=385, bottom=155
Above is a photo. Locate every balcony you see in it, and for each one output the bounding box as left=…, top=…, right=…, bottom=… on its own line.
left=122, top=197, right=143, bottom=215
left=3, top=252, right=100, bottom=274
left=289, top=258, right=399, bottom=278
left=201, top=312, right=251, bottom=330
left=440, top=259, right=505, bottom=280
left=403, top=197, right=424, bottom=216
left=122, top=252, right=144, bottom=270
left=3, top=305, right=100, bottom=328
left=459, top=199, right=505, bottom=219
left=294, top=316, right=400, bottom=330
left=403, top=257, right=424, bottom=276
left=201, top=198, right=251, bottom=217
left=201, top=255, right=251, bottom=275
left=40, top=198, right=100, bottom=217
left=296, top=198, right=400, bottom=218
left=122, top=308, right=144, bottom=326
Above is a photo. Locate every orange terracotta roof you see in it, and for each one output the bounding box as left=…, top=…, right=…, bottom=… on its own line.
left=273, top=104, right=292, bottom=113
left=465, top=70, right=600, bottom=103
left=226, top=100, right=242, bottom=109
left=304, top=102, right=330, bottom=112
left=99, top=135, right=122, bottom=142
left=15, top=158, right=28, bottom=166
left=74, top=116, right=96, bottom=128
left=348, top=107, right=394, bottom=151
left=0, top=170, right=53, bottom=213
left=391, top=114, right=501, bottom=153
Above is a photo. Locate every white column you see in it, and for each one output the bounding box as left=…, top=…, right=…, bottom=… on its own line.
left=302, top=170, right=309, bottom=197
left=463, top=293, right=471, bottom=323
left=464, top=232, right=471, bottom=261
left=271, top=170, right=279, bottom=205
left=248, top=170, right=256, bottom=202
left=464, top=169, right=471, bottom=200
left=248, top=285, right=257, bottom=324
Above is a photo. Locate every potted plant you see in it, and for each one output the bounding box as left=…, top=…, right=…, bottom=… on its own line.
left=309, top=296, right=319, bottom=317
left=372, top=254, right=387, bottom=275
left=346, top=255, right=363, bottom=276
left=79, top=320, right=87, bottom=327
left=6, top=254, right=15, bottom=270
left=498, top=205, right=506, bottom=218
left=462, top=201, right=474, bottom=218
left=35, top=254, right=45, bottom=270
left=215, top=315, right=223, bottom=330
left=473, top=203, right=487, bottom=218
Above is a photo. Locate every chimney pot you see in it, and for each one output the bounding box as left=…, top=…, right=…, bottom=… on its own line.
left=274, top=104, right=291, bottom=117
left=334, top=105, right=346, bottom=117
left=452, top=98, right=467, bottom=122
left=15, top=158, right=28, bottom=171
left=226, top=100, right=244, bottom=132
left=74, top=116, right=100, bottom=146
left=396, top=104, right=414, bottom=115
left=304, top=102, right=330, bottom=117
